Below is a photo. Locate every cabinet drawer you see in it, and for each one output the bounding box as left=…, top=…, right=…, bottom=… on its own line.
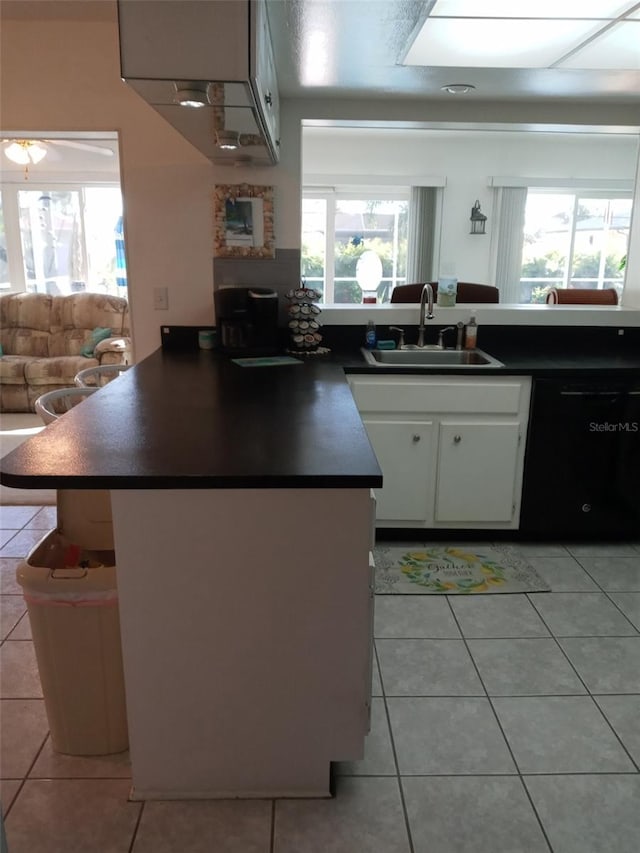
left=350, top=377, right=525, bottom=415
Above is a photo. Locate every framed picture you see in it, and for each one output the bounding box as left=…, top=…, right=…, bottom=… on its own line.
left=213, top=184, right=275, bottom=259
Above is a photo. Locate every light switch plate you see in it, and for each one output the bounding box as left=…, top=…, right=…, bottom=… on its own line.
left=153, top=286, right=169, bottom=310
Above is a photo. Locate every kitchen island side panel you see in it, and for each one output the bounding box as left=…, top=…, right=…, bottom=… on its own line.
left=111, top=487, right=373, bottom=799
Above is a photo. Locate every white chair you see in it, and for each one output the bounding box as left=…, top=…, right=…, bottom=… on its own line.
left=74, top=363, right=130, bottom=388
left=35, top=387, right=98, bottom=425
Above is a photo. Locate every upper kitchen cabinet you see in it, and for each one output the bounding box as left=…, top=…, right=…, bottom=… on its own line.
left=117, top=0, right=280, bottom=166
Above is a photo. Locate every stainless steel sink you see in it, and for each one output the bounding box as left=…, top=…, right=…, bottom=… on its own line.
left=361, top=347, right=504, bottom=368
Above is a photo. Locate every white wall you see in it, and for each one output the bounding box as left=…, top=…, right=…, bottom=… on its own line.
left=302, top=126, right=639, bottom=286
left=0, top=9, right=300, bottom=359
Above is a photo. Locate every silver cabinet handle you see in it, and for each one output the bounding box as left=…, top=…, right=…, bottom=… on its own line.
left=454, top=435, right=462, bottom=443
left=412, top=434, right=421, bottom=442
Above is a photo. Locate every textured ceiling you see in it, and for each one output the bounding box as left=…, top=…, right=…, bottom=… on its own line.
left=267, top=0, right=640, bottom=103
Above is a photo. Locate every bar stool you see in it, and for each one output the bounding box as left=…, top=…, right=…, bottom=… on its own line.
left=74, top=364, right=130, bottom=388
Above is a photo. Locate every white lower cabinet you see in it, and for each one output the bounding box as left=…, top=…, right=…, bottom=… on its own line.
left=349, top=375, right=532, bottom=529
left=435, top=421, right=521, bottom=523
left=363, top=420, right=435, bottom=521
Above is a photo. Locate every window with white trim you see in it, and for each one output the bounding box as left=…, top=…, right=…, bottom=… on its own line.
left=0, top=183, right=126, bottom=297
left=302, top=190, right=409, bottom=304
left=520, top=190, right=631, bottom=304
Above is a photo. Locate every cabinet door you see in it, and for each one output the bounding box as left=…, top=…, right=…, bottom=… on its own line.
left=251, top=0, right=280, bottom=151
left=435, top=421, right=520, bottom=523
left=363, top=420, right=434, bottom=522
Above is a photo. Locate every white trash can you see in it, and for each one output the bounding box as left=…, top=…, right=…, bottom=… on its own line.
left=16, top=530, right=128, bottom=756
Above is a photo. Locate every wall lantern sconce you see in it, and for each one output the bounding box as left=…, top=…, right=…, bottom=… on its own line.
left=470, top=200, right=487, bottom=235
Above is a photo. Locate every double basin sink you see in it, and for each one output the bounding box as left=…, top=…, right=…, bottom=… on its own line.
left=361, top=347, right=504, bottom=368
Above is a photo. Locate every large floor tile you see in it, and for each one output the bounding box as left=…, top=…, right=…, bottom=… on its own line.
left=525, top=556, right=599, bottom=592
left=0, top=780, right=22, bottom=816
left=371, top=656, right=383, bottom=697
left=493, top=696, right=635, bottom=773
left=528, top=592, right=638, bottom=636
left=468, top=638, right=586, bottom=696
left=377, top=639, right=484, bottom=696
left=5, top=778, right=140, bottom=853
left=134, top=798, right=272, bottom=853
left=511, top=542, right=569, bottom=558
left=448, top=595, right=549, bottom=638
left=576, top=556, right=640, bottom=591
left=0, top=507, right=39, bottom=531
left=558, top=636, right=640, bottom=693
left=593, top=695, right=640, bottom=767
left=274, top=776, right=410, bottom=853
left=565, top=542, right=639, bottom=558
left=403, top=775, right=549, bottom=853
left=0, top=528, right=47, bottom=559
left=0, top=699, right=48, bottom=778
left=374, top=596, right=460, bottom=638
left=0, top=532, right=18, bottom=550
left=26, top=507, right=57, bottom=529
left=387, top=697, right=515, bottom=775
left=0, top=595, right=26, bottom=641
left=30, top=738, right=131, bottom=780
left=608, top=592, right=640, bottom=631
left=0, top=559, right=22, bottom=595
left=0, top=642, right=42, bottom=699
left=335, top=698, right=396, bottom=776
left=525, top=774, right=640, bottom=853
left=7, top=613, right=31, bottom=640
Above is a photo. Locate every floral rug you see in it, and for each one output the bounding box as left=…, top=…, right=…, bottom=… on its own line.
left=374, top=543, right=550, bottom=594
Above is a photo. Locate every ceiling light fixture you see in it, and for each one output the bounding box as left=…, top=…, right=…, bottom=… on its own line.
left=173, top=85, right=209, bottom=108
left=4, top=140, right=47, bottom=165
left=216, top=130, right=240, bottom=150
left=441, top=83, right=476, bottom=94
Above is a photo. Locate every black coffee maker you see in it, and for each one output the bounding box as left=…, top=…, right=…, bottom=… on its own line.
left=214, top=287, right=279, bottom=356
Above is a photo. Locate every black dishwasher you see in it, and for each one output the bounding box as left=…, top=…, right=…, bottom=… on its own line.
left=521, top=378, right=640, bottom=537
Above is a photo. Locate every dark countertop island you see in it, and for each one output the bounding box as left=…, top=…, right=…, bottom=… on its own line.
left=3, top=341, right=639, bottom=491
left=0, top=347, right=382, bottom=800
left=0, top=348, right=382, bottom=490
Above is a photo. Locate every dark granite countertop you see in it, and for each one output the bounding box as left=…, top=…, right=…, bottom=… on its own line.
left=340, top=349, right=640, bottom=376
left=2, top=339, right=639, bottom=491
left=0, top=349, right=382, bottom=490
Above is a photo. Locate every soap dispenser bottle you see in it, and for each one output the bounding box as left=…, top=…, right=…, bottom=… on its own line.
left=464, top=311, right=478, bottom=350
left=365, top=319, right=377, bottom=349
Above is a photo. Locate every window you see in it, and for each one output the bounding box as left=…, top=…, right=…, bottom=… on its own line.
left=520, top=191, right=631, bottom=303
left=0, top=184, right=126, bottom=297
left=0, top=193, right=8, bottom=290
left=301, top=191, right=408, bottom=303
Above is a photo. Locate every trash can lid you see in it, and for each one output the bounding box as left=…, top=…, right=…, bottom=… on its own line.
left=16, top=563, right=118, bottom=596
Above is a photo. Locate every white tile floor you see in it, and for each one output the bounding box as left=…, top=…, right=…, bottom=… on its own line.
left=1, top=506, right=639, bottom=852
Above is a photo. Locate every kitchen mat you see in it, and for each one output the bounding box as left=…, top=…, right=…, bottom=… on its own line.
left=374, top=543, right=550, bottom=594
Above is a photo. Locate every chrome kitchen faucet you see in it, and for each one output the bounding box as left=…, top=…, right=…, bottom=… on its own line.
left=417, top=283, right=434, bottom=347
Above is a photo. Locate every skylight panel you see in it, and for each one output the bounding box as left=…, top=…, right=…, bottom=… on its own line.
left=429, top=0, right=638, bottom=18
left=403, top=18, right=608, bottom=68
left=557, top=21, right=640, bottom=69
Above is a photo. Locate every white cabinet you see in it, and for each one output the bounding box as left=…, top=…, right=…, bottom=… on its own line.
left=252, top=0, right=280, bottom=152
left=349, top=376, right=532, bottom=529
left=362, top=420, right=435, bottom=521
left=118, top=0, right=280, bottom=165
left=435, top=421, right=521, bottom=523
